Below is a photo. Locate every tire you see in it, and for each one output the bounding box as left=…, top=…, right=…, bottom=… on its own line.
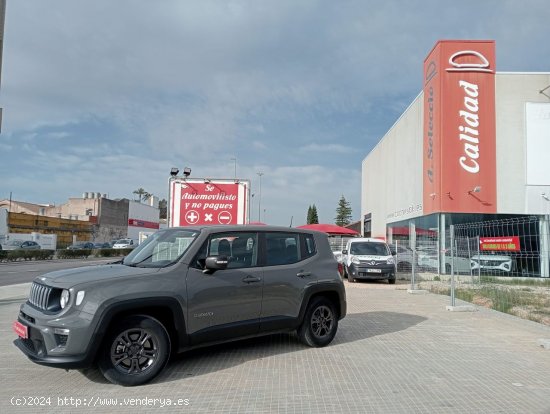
left=98, top=315, right=171, bottom=386
left=346, top=266, right=355, bottom=282
left=342, top=264, right=348, bottom=279
left=298, top=297, right=338, bottom=347
left=388, top=275, right=396, bottom=285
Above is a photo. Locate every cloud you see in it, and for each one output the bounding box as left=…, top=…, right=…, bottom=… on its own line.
left=2, top=0, right=549, bottom=225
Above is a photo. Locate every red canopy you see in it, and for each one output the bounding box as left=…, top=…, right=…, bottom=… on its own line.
left=296, top=223, right=359, bottom=235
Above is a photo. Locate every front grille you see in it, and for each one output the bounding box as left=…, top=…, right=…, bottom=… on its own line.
left=359, top=260, right=385, bottom=266
left=481, top=260, right=506, bottom=267
left=29, top=282, right=61, bottom=312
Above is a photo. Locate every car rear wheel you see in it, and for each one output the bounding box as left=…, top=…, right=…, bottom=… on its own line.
left=98, top=315, right=170, bottom=386
left=298, top=297, right=338, bottom=347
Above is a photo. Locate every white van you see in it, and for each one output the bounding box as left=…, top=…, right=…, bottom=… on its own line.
left=341, top=238, right=396, bottom=284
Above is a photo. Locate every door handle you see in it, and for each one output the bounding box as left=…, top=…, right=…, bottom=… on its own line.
left=242, top=275, right=261, bottom=284
left=297, top=271, right=312, bottom=278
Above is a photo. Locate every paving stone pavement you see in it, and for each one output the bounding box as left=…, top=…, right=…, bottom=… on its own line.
left=1, top=281, right=549, bottom=413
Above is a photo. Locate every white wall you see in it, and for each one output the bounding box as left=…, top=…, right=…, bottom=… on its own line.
left=495, top=73, right=550, bottom=214
left=361, top=94, right=424, bottom=238
left=127, top=201, right=160, bottom=242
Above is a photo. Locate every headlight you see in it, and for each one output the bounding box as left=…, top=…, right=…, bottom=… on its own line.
left=60, top=289, right=70, bottom=309
left=351, top=256, right=360, bottom=265
left=387, top=257, right=395, bottom=265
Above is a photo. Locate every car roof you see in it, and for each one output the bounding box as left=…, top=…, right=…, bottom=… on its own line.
left=165, top=225, right=326, bottom=235
left=348, top=237, right=387, bottom=244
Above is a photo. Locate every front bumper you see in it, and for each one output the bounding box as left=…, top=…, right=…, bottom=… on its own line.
left=13, top=304, right=98, bottom=369
left=348, top=263, right=395, bottom=279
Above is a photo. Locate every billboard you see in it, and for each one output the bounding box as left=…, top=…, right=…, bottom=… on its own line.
left=169, top=179, right=249, bottom=227
left=423, top=40, right=497, bottom=214
left=480, top=236, right=520, bottom=252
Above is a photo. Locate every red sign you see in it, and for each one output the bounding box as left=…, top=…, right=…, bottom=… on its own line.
left=480, top=236, right=520, bottom=251
left=128, top=219, right=160, bottom=229
left=170, top=179, right=249, bottom=227
left=13, top=321, right=28, bottom=339
left=423, top=40, right=497, bottom=214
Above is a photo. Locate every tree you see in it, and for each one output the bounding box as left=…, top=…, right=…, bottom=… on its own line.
left=307, top=204, right=319, bottom=224
left=335, top=195, right=352, bottom=227
left=159, top=198, right=167, bottom=220
left=310, top=204, right=319, bottom=224
left=133, top=188, right=151, bottom=202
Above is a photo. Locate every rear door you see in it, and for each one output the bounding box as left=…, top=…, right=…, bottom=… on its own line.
left=259, top=231, right=318, bottom=331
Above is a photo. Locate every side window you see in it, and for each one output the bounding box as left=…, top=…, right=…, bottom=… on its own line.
left=265, top=232, right=300, bottom=266
left=302, top=234, right=316, bottom=258
left=208, top=232, right=258, bottom=269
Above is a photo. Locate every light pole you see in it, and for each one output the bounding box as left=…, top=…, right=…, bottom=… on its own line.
left=167, top=167, right=179, bottom=228
left=230, top=157, right=237, bottom=179
left=257, top=172, right=264, bottom=222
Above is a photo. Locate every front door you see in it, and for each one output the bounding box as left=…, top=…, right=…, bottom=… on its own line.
left=186, top=231, right=262, bottom=344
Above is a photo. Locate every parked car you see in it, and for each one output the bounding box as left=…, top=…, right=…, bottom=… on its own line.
left=1, top=240, right=41, bottom=251
left=342, top=238, right=396, bottom=284
left=417, top=252, right=473, bottom=274
left=13, top=225, right=346, bottom=386
left=93, top=242, right=111, bottom=249
left=390, top=245, right=415, bottom=272
left=470, top=254, right=513, bottom=273
left=67, top=242, right=95, bottom=250
left=112, top=238, right=135, bottom=249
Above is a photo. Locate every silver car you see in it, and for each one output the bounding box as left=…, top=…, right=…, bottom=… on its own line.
left=1, top=240, right=41, bottom=251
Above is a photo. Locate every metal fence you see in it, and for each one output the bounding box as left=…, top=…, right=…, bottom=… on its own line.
left=394, top=216, right=550, bottom=325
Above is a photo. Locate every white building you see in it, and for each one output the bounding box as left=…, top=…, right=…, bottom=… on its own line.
left=361, top=40, right=550, bottom=276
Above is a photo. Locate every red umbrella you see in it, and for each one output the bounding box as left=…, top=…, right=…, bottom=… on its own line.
left=296, top=223, right=359, bottom=235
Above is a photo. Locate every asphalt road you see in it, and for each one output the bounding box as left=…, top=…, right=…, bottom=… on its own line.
left=0, top=258, right=121, bottom=287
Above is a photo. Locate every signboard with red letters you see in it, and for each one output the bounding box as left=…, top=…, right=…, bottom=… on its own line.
left=480, top=236, right=520, bottom=252
left=169, top=179, right=249, bottom=227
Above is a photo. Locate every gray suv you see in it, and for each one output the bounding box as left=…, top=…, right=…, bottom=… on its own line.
left=13, top=225, right=346, bottom=386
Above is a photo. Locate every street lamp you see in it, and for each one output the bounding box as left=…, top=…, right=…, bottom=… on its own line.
left=257, top=172, right=264, bottom=222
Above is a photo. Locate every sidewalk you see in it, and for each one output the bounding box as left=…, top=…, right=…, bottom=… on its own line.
left=2, top=282, right=550, bottom=413
left=0, top=282, right=30, bottom=300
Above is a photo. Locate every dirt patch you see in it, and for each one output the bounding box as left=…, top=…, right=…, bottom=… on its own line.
left=472, top=295, right=493, bottom=309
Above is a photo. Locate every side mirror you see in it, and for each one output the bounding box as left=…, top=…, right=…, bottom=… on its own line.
left=342, top=249, right=348, bottom=255
left=204, top=255, right=229, bottom=272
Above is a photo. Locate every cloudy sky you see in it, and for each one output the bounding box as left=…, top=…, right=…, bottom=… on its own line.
left=1, top=0, right=549, bottom=226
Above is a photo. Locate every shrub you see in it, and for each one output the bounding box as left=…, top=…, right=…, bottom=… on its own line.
left=2, top=250, right=55, bottom=261
left=56, top=249, right=92, bottom=259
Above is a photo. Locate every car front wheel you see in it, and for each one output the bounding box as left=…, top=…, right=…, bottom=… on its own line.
left=98, top=315, right=170, bottom=386
left=298, top=297, right=338, bottom=347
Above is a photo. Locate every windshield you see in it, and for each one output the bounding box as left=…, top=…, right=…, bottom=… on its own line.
left=122, top=229, right=199, bottom=268
left=350, top=242, right=389, bottom=256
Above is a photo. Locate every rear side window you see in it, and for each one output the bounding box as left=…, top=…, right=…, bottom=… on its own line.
left=265, top=232, right=300, bottom=266
left=302, top=234, right=316, bottom=258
